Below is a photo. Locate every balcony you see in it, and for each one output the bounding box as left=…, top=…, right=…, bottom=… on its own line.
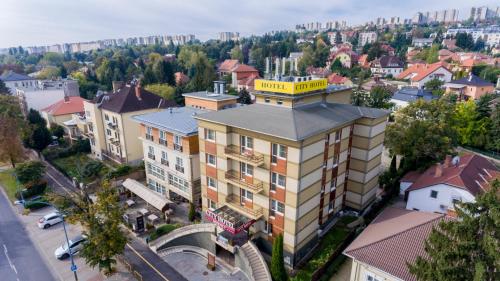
left=161, top=159, right=169, bottom=166
left=159, top=139, right=168, bottom=146
left=148, top=153, right=155, bottom=160
left=175, top=165, right=185, bottom=173
left=173, top=143, right=183, bottom=152
left=224, top=194, right=263, bottom=220
left=225, top=170, right=263, bottom=193
left=224, top=145, right=264, bottom=166
left=145, top=134, right=154, bottom=142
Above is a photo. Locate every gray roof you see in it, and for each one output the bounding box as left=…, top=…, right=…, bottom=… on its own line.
left=182, top=91, right=238, bottom=101
left=195, top=102, right=388, bottom=141
left=392, top=88, right=437, bottom=102
left=0, top=71, right=35, bottom=82
left=132, top=107, right=208, bottom=136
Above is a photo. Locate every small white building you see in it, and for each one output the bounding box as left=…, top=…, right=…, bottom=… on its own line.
left=403, top=154, right=499, bottom=214
left=0, top=71, right=38, bottom=94
left=397, top=62, right=452, bottom=89
left=358, top=32, right=378, bottom=46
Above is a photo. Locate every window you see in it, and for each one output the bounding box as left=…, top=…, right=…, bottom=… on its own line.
left=146, top=162, right=165, bottom=180
left=271, top=172, right=286, bottom=190
left=240, top=135, right=253, bottom=151
left=240, top=162, right=253, bottom=177
left=159, top=131, right=167, bottom=145
left=206, top=154, right=216, bottom=166
left=277, top=98, right=283, bottom=105
left=148, top=178, right=166, bottom=195
left=168, top=174, right=190, bottom=193
left=104, top=114, right=109, bottom=121
left=205, top=129, right=215, bottom=141
left=270, top=199, right=285, bottom=214
left=175, top=157, right=184, bottom=173
left=333, top=154, right=339, bottom=167
left=330, top=178, right=337, bottom=191
left=161, top=151, right=168, bottom=166
left=145, top=126, right=153, bottom=141
left=208, top=199, right=217, bottom=210
left=207, top=177, right=217, bottom=189
left=328, top=200, right=334, bottom=213
left=271, top=143, right=287, bottom=163
left=430, top=190, right=438, bottom=199
left=334, top=131, right=341, bottom=142
left=264, top=97, right=270, bottom=103
left=366, top=273, right=381, bottom=281
left=241, top=189, right=253, bottom=200
left=174, top=135, right=183, bottom=151
left=148, top=146, right=155, bottom=160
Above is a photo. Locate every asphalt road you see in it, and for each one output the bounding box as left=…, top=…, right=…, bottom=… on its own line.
left=0, top=189, right=56, bottom=281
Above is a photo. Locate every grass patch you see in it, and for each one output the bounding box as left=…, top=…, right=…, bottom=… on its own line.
left=338, top=215, right=358, bottom=226
left=149, top=224, right=180, bottom=241
left=291, top=227, right=351, bottom=281
left=52, top=154, right=108, bottom=183
left=0, top=169, right=19, bottom=202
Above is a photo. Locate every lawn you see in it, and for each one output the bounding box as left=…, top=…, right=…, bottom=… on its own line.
left=0, top=169, right=19, bottom=202
left=291, top=227, right=351, bottom=281
left=52, top=154, right=109, bottom=183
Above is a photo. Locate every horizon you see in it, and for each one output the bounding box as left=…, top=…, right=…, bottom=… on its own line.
left=0, top=0, right=499, bottom=48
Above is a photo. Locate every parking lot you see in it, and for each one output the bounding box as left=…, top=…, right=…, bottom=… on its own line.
left=17, top=206, right=134, bottom=281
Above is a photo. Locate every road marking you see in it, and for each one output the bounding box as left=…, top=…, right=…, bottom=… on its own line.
left=126, top=243, right=170, bottom=281
left=3, top=244, right=18, bottom=275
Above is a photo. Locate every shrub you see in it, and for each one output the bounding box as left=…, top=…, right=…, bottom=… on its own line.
left=188, top=203, right=196, bottom=222
left=24, top=200, right=48, bottom=210
left=148, top=224, right=179, bottom=241
left=271, top=234, right=288, bottom=281
left=15, top=180, right=47, bottom=199
left=105, top=164, right=132, bottom=179
left=15, top=161, right=45, bottom=185
left=82, top=160, right=103, bottom=178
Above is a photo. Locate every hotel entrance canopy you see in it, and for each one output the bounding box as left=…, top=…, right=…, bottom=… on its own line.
left=205, top=205, right=256, bottom=234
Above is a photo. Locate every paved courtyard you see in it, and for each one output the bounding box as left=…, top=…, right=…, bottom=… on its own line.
left=162, top=252, right=249, bottom=281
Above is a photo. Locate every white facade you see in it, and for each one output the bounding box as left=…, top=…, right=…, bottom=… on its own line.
left=406, top=184, right=476, bottom=214
left=359, top=32, right=378, bottom=46
left=3, top=78, right=38, bottom=94
left=411, top=67, right=452, bottom=89
left=446, top=27, right=500, bottom=47
left=370, top=66, right=403, bottom=77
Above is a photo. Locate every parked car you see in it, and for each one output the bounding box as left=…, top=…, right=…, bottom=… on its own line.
left=54, top=235, right=87, bottom=260
left=37, top=212, right=63, bottom=229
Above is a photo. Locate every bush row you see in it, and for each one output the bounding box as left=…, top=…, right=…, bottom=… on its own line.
left=15, top=181, right=47, bottom=200
left=42, top=139, right=90, bottom=160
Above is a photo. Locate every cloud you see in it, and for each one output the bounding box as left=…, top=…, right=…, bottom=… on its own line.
left=0, top=0, right=498, bottom=47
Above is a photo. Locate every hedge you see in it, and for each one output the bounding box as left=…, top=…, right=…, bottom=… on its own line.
left=15, top=181, right=47, bottom=200
left=24, top=200, right=49, bottom=210
left=149, top=224, right=180, bottom=241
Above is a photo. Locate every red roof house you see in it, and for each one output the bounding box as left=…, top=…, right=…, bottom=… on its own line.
left=40, top=96, right=87, bottom=128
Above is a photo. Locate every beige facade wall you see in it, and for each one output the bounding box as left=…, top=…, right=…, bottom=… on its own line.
left=349, top=259, right=399, bottom=281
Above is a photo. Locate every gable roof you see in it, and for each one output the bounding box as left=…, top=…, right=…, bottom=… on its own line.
left=96, top=85, right=175, bottom=114
left=327, top=73, right=349, bottom=84
left=397, top=62, right=451, bottom=82
left=344, top=208, right=446, bottom=281
left=0, top=71, right=34, bottom=82
left=373, top=55, right=404, bottom=68
left=406, top=154, right=499, bottom=196
left=218, top=59, right=239, bottom=72
left=232, top=64, right=258, bottom=73
left=449, top=74, right=494, bottom=87
left=41, top=96, right=87, bottom=116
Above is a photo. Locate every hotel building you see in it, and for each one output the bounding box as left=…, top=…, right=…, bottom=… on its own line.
left=194, top=77, right=389, bottom=267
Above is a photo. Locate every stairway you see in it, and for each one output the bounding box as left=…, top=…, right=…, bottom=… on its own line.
left=240, top=242, right=272, bottom=281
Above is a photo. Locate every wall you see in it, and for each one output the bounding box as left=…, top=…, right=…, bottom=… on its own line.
left=406, top=184, right=475, bottom=213
left=412, top=68, right=452, bottom=88
left=349, top=258, right=399, bottom=281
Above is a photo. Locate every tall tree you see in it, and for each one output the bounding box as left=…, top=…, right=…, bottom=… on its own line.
left=237, top=88, right=252, bottom=104
left=0, top=80, right=10, bottom=95
left=487, top=103, right=500, bottom=153
left=424, top=79, right=445, bottom=96
left=15, top=161, right=45, bottom=185
left=366, top=86, right=393, bottom=109
left=230, top=46, right=244, bottom=63
left=408, top=180, right=500, bottom=281
left=27, top=109, right=46, bottom=127
left=0, top=117, right=24, bottom=167
left=453, top=100, right=490, bottom=148
left=271, top=234, right=287, bottom=281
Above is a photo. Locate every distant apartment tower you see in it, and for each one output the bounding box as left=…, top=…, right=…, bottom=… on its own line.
left=219, top=32, right=240, bottom=42
left=358, top=32, right=377, bottom=46
left=413, top=9, right=458, bottom=24
left=470, top=6, right=498, bottom=22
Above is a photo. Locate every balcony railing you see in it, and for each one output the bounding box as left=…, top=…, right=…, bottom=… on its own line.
left=173, top=143, right=183, bottom=152
left=175, top=165, right=185, bottom=173
left=225, top=170, right=263, bottom=193
left=225, top=194, right=263, bottom=220
left=159, top=139, right=168, bottom=146
left=146, top=134, right=154, bottom=141
left=161, top=159, right=169, bottom=166
left=224, top=145, right=264, bottom=166
left=148, top=153, right=155, bottom=160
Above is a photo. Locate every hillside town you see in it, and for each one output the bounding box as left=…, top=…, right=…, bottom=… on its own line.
left=0, top=2, right=499, bottom=281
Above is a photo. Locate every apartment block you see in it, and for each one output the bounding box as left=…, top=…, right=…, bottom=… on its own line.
left=84, top=81, right=175, bottom=165
left=358, top=32, right=377, bottom=46
left=130, top=84, right=237, bottom=205
left=195, top=77, right=388, bottom=267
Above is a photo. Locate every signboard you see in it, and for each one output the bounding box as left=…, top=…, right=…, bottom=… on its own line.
left=135, top=214, right=145, bottom=232
left=207, top=253, right=216, bottom=271
left=205, top=209, right=255, bottom=234
left=254, top=79, right=327, bottom=95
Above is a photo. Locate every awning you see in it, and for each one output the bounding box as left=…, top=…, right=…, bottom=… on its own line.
left=122, top=178, right=172, bottom=212
left=205, top=205, right=255, bottom=234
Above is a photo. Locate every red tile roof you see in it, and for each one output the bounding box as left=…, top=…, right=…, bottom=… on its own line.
left=401, top=170, right=422, bottom=182
left=41, top=96, right=87, bottom=116
left=327, top=73, right=349, bottom=84
left=344, top=207, right=446, bottom=281
left=397, top=62, right=451, bottom=82
left=238, top=74, right=260, bottom=87
left=174, top=72, right=189, bottom=85
left=406, top=154, right=499, bottom=196
left=218, top=59, right=239, bottom=72
left=232, top=64, right=258, bottom=73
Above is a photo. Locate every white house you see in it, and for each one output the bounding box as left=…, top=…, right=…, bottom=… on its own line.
left=397, top=62, right=452, bottom=89
left=0, top=71, right=38, bottom=94
left=403, top=154, right=499, bottom=214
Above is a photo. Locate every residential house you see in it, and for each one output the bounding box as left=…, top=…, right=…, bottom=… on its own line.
left=182, top=82, right=238, bottom=111
left=380, top=44, right=395, bottom=56
left=438, top=49, right=455, bottom=61
left=218, top=59, right=240, bottom=78
left=358, top=32, right=378, bottom=46
left=327, top=73, right=353, bottom=86
left=83, top=81, right=176, bottom=165
left=357, top=54, right=370, bottom=69
left=412, top=38, right=434, bottom=47
left=445, top=74, right=495, bottom=100
left=40, top=96, right=86, bottom=129
left=404, top=154, right=499, bottom=214
left=442, top=39, right=458, bottom=50
left=344, top=207, right=446, bottom=281
left=231, top=64, right=260, bottom=89
left=0, top=71, right=38, bottom=94
left=406, top=49, right=421, bottom=63
left=329, top=49, right=359, bottom=68
left=397, top=62, right=452, bottom=88
left=195, top=77, right=389, bottom=267
left=306, top=67, right=331, bottom=78
left=370, top=55, right=404, bottom=77
left=390, top=87, right=437, bottom=109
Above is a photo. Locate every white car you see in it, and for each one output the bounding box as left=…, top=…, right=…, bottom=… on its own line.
left=54, top=235, right=87, bottom=260
left=37, top=212, right=63, bottom=229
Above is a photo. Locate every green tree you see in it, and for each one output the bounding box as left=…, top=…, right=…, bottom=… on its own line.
left=50, top=124, right=65, bottom=139
left=144, top=83, right=175, bottom=100
left=475, top=94, right=496, bottom=119
left=385, top=99, right=456, bottom=170
left=237, top=88, right=252, bottom=104
left=487, top=103, right=500, bottom=153
left=425, top=44, right=439, bottom=64
left=230, top=46, right=244, bottom=63
left=15, top=161, right=45, bottom=185
left=188, top=203, right=196, bottom=222
left=27, top=109, right=46, bottom=127
left=298, top=46, right=314, bottom=75
left=424, top=79, right=445, bottom=96
left=174, top=85, right=185, bottom=106
left=0, top=80, right=10, bottom=95
left=0, top=96, right=25, bottom=167
left=24, top=125, right=52, bottom=154
left=408, top=180, right=500, bottom=281
left=366, top=86, right=393, bottom=109
left=351, top=89, right=368, bottom=106
left=334, top=31, right=342, bottom=44
left=271, top=234, right=287, bottom=281
left=36, top=66, right=61, bottom=79
left=453, top=100, right=490, bottom=148
left=330, top=58, right=343, bottom=72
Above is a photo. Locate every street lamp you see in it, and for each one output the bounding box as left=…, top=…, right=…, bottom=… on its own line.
left=14, top=173, right=79, bottom=281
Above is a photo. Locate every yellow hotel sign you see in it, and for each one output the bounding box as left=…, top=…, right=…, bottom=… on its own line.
left=254, top=79, right=328, bottom=95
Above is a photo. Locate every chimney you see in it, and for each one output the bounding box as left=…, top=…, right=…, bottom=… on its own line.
left=467, top=73, right=473, bottom=82
left=112, top=81, right=124, bottom=93
left=64, top=95, right=70, bottom=103
left=443, top=155, right=452, bottom=168
left=135, top=80, right=142, bottom=100
left=435, top=164, right=443, bottom=177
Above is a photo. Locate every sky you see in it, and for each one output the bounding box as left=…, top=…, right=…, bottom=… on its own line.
left=0, top=0, right=498, bottom=48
